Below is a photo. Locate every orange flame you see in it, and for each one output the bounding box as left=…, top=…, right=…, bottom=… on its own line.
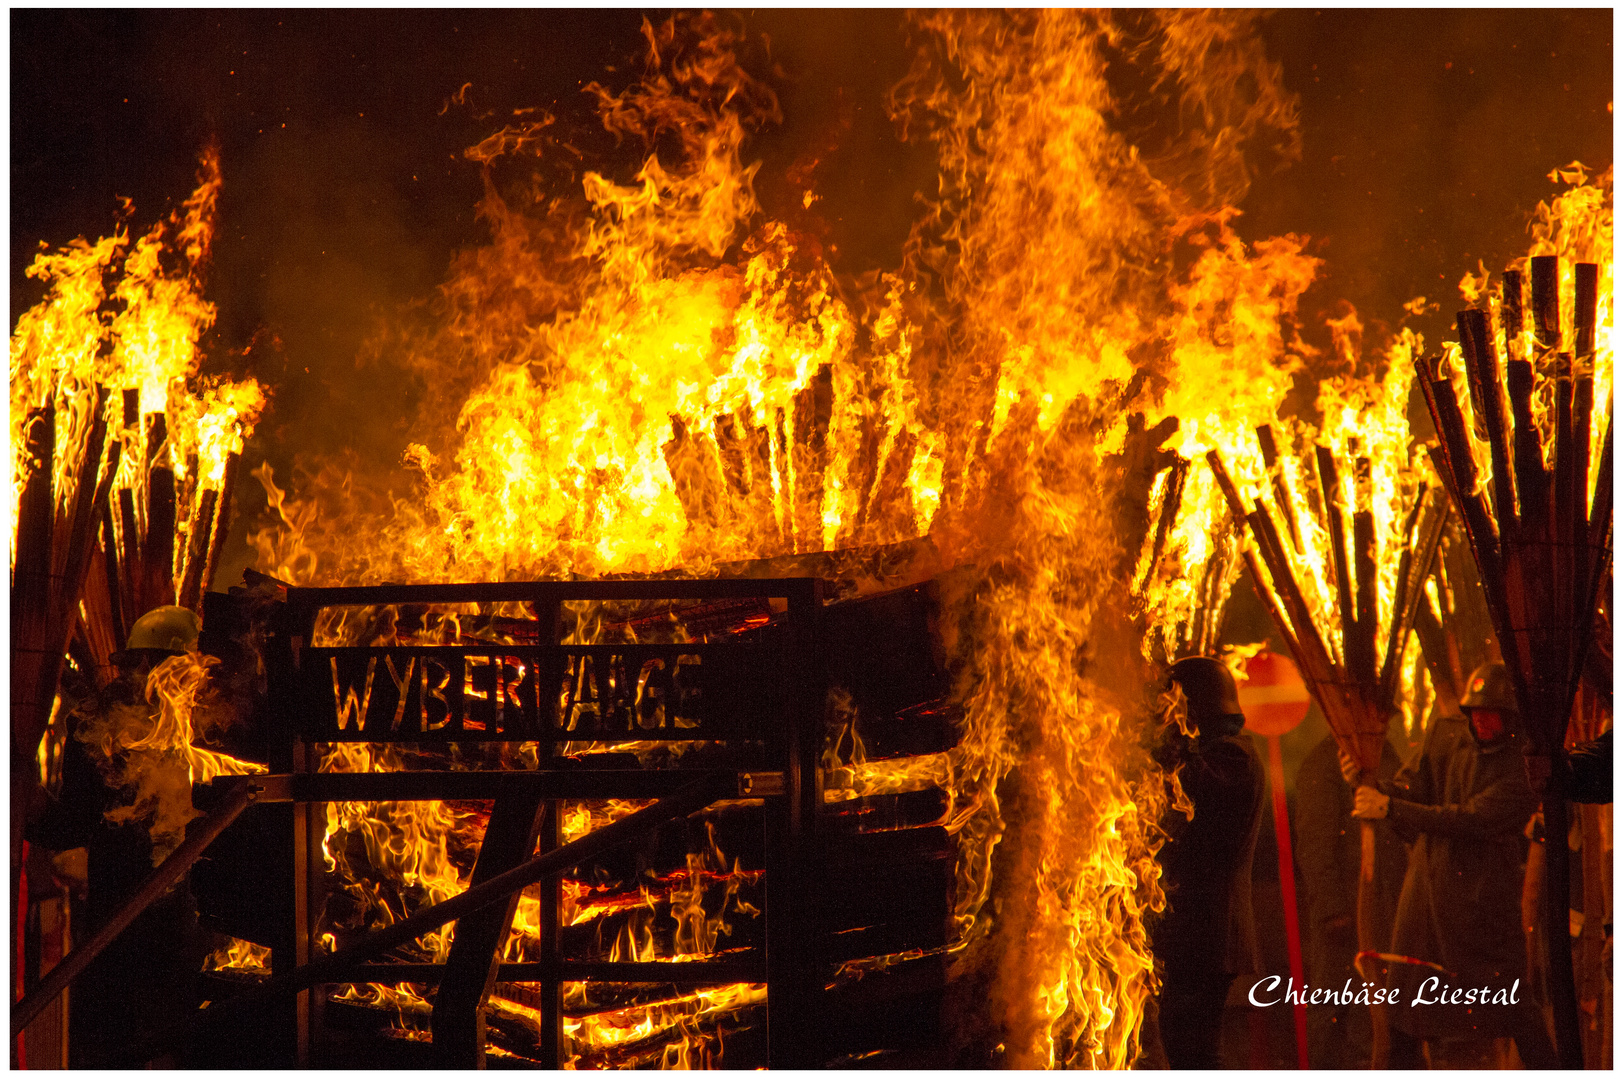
left=10, top=146, right=266, bottom=568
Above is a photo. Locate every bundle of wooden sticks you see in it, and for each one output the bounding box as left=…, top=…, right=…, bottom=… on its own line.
left=12, top=384, right=240, bottom=768
left=1415, top=255, right=1611, bottom=1068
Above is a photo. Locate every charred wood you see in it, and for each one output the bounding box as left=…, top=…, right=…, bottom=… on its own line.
left=1256, top=425, right=1302, bottom=552
left=1529, top=254, right=1560, bottom=348
left=177, top=488, right=218, bottom=612
left=1574, top=263, right=1598, bottom=359
left=117, top=487, right=142, bottom=626
left=1460, top=307, right=1518, bottom=533
left=142, top=464, right=177, bottom=610
left=201, top=452, right=241, bottom=600
left=1314, top=445, right=1358, bottom=670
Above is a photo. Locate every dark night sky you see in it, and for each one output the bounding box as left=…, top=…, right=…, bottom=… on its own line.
left=10, top=9, right=1614, bottom=474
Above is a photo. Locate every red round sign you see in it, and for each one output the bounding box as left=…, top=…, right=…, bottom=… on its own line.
left=1239, top=650, right=1311, bottom=736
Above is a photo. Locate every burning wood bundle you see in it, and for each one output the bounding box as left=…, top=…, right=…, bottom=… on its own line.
left=10, top=146, right=266, bottom=825
left=1207, top=438, right=1446, bottom=783
left=9, top=149, right=269, bottom=1070
left=1413, top=180, right=1612, bottom=1063
left=1203, top=366, right=1450, bottom=1064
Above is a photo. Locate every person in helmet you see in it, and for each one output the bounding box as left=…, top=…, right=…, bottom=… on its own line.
left=1349, top=662, right=1557, bottom=1068
left=1147, top=656, right=1267, bottom=1069
left=117, top=603, right=202, bottom=662
left=27, top=605, right=208, bottom=1066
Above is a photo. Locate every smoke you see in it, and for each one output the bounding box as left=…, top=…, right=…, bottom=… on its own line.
left=861, top=10, right=1314, bottom=1066
left=73, top=652, right=263, bottom=863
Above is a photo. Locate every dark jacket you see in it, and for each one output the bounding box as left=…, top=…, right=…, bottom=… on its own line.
left=1295, top=732, right=1405, bottom=953
left=1381, top=715, right=1538, bottom=1038
left=1154, top=717, right=1267, bottom=976
left=1567, top=727, right=1612, bottom=804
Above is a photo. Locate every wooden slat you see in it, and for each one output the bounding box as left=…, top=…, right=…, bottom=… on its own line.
left=1204, top=449, right=1248, bottom=520
left=1240, top=546, right=1302, bottom=663
left=201, top=453, right=241, bottom=598
left=283, top=576, right=824, bottom=618
left=78, top=529, right=123, bottom=676
left=1257, top=425, right=1303, bottom=551
left=1530, top=255, right=1560, bottom=349
left=12, top=406, right=57, bottom=766
left=1315, top=445, right=1357, bottom=670
left=1351, top=454, right=1380, bottom=689
left=1458, top=308, right=1518, bottom=537
left=117, top=487, right=142, bottom=624
left=1506, top=360, right=1548, bottom=541
left=143, top=465, right=177, bottom=610
left=55, top=390, right=112, bottom=629
left=1573, top=263, right=1599, bottom=359
left=1247, top=507, right=1338, bottom=692
left=99, top=505, right=127, bottom=646
left=249, top=770, right=754, bottom=804
left=13, top=406, right=56, bottom=627
left=1552, top=375, right=1577, bottom=677
left=177, top=488, right=219, bottom=611
left=1579, top=419, right=1612, bottom=668
left=428, top=791, right=548, bottom=1068
left=331, top=958, right=769, bottom=984
left=1137, top=456, right=1189, bottom=593
left=1420, top=375, right=1507, bottom=623
left=1377, top=489, right=1448, bottom=709
left=1501, top=269, right=1524, bottom=349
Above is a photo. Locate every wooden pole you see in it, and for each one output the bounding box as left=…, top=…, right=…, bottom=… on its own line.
left=1257, top=425, right=1303, bottom=552
left=200, top=452, right=241, bottom=597
left=176, top=489, right=218, bottom=612
left=1542, top=770, right=1584, bottom=1068
left=1458, top=308, right=1517, bottom=535
left=1314, top=446, right=1358, bottom=672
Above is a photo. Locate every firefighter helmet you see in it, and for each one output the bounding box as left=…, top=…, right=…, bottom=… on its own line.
left=1459, top=663, right=1518, bottom=715
left=125, top=605, right=201, bottom=654
left=1169, top=656, right=1244, bottom=719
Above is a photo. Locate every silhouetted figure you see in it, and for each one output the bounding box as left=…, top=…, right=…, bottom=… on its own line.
left=1151, top=657, right=1267, bottom=1069
left=1295, top=732, right=1405, bottom=1068
left=1352, top=663, right=1557, bottom=1069
left=27, top=606, right=209, bottom=1067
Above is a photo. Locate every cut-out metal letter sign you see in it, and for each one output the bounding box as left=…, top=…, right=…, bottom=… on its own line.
left=304, top=645, right=776, bottom=741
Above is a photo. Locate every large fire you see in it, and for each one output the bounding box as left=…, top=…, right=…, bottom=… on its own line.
left=11, top=9, right=1612, bottom=1071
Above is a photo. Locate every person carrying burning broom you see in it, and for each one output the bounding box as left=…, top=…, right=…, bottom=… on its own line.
left=1346, top=662, right=1558, bottom=1068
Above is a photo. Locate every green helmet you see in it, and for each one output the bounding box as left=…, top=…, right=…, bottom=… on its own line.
left=1459, top=663, right=1518, bottom=714
left=126, top=605, right=201, bottom=654
left=1169, top=656, right=1244, bottom=719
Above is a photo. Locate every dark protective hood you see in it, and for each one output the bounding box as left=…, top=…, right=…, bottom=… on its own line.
left=1199, top=710, right=1248, bottom=740
left=1169, top=656, right=1244, bottom=726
